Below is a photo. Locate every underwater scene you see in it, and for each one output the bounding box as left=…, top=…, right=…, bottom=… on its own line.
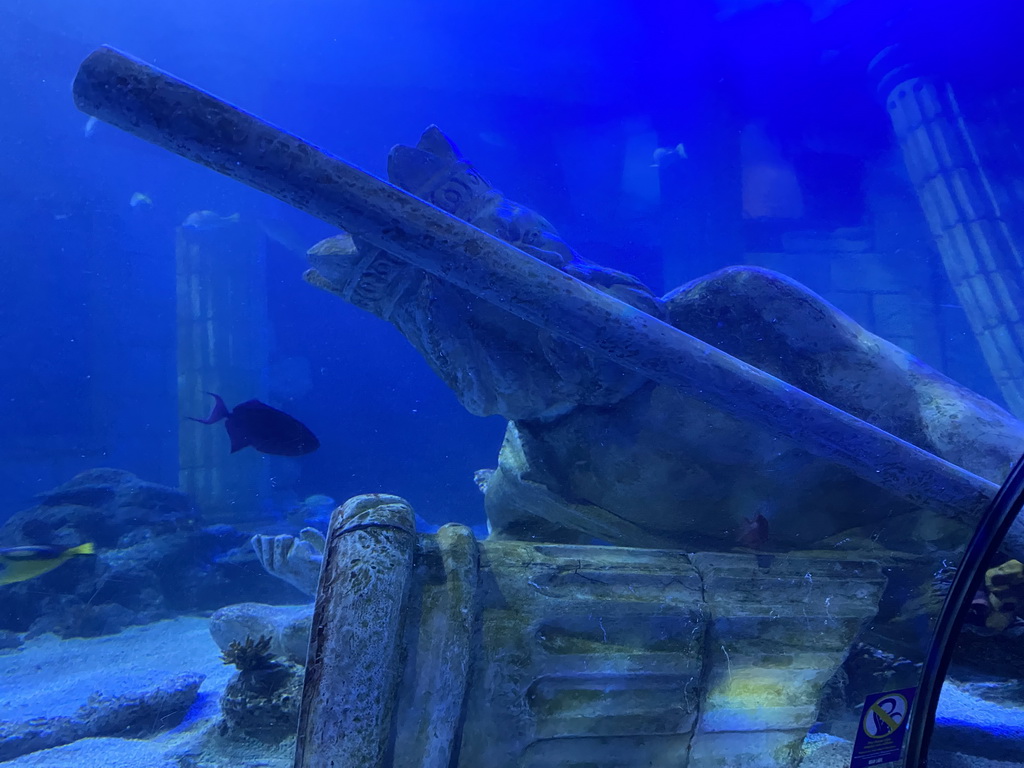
left=2, top=0, right=1024, bottom=766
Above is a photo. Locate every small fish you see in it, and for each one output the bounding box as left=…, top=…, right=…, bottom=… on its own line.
left=182, top=210, right=241, bottom=230
left=190, top=393, right=319, bottom=456
left=651, top=142, right=687, bottom=167
left=129, top=192, right=153, bottom=208
left=83, top=115, right=99, bottom=138
left=0, top=543, right=95, bottom=586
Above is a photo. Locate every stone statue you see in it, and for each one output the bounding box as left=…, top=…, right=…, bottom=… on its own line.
left=305, top=126, right=660, bottom=422
left=305, top=125, right=1024, bottom=560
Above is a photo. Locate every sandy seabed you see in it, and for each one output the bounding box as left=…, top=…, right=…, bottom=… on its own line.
left=2, top=617, right=1022, bottom=767
left=0, top=617, right=290, bottom=768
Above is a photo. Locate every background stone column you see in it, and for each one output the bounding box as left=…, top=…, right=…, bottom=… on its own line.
left=871, top=45, right=1024, bottom=416
left=176, top=222, right=273, bottom=527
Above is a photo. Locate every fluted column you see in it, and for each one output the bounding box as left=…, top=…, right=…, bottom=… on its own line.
left=176, top=223, right=272, bottom=526
left=871, top=45, right=1024, bottom=416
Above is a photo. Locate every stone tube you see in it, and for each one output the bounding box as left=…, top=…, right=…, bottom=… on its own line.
left=72, top=46, right=1004, bottom=536
left=294, top=495, right=416, bottom=768
left=393, top=524, right=479, bottom=768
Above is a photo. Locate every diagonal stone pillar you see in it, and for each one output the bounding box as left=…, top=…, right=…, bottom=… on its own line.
left=870, top=45, right=1024, bottom=416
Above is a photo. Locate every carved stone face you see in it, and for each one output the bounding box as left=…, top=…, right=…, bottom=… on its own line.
left=305, top=126, right=661, bottom=421
left=388, top=125, right=576, bottom=267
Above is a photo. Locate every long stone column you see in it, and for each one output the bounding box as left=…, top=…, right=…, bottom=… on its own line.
left=72, top=45, right=1015, bottom=550
left=176, top=223, right=272, bottom=526
left=870, top=45, right=1024, bottom=417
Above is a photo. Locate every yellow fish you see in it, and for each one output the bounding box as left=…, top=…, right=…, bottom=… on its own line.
left=0, top=543, right=95, bottom=586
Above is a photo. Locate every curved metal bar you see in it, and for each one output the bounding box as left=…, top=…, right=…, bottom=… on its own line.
left=903, top=452, right=1024, bottom=767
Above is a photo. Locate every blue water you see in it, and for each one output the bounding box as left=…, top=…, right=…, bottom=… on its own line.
left=1, top=0, right=1015, bottom=522
left=2, top=1, right=1024, bottom=764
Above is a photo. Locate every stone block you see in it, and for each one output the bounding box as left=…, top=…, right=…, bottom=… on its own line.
left=297, top=497, right=890, bottom=767
left=871, top=292, right=927, bottom=336
left=830, top=253, right=904, bottom=293
left=938, top=224, right=981, bottom=276
left=781, top=228, right=871, bottom=254
left=968, top=218, right=1012, bottom=274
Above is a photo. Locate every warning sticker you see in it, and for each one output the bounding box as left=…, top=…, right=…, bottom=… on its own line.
left=850, top=687, right=916, bottom=768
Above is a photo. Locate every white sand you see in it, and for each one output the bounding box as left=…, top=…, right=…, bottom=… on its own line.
left=0, top=618, right=232, bottom=721
left=0, top=617, right=283, bottom=767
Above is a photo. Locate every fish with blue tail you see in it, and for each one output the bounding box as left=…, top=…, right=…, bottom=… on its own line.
left=0, top=543, right=95, bottom=586
left=190, top=393, right=319, bottom=456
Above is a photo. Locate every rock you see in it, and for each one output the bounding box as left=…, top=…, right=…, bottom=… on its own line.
left=664, top=266, right=1021, bottom=484
left=10, top=468, right=196, bottom=551
left=0, top=471, right=311, bottom=636
left=485, top=267, right=1024, bottom=553
left=0, top=631, right=23, bottom=653
left=306, top=125, right=659, bottom=421
left=0, top=617, right=237, bottom=766
left=219, top=661, right=304, bottom=743
left=0, top=737, right=184, bottom=768
left=0, top=672, right=203, bottom=762
left=930, top=679, right=1024, bottom=763
left=209, top=603, right=313, bottom=666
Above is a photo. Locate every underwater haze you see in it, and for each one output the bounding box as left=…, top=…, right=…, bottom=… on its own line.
left=2, top=0, right=1024, bottom=766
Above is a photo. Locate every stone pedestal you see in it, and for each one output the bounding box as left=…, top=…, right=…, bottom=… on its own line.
left=871, top=45, right=1024, bottom=417
left=296, top=495, right=888, bottom=768
left=175, top=223, right=272, bottom=527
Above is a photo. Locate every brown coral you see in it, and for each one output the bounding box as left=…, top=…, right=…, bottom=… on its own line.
left=220, top=634, right=279, bottom=671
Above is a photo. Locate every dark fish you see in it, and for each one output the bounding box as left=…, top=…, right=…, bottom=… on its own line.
left=190, top=393, right=319, bottom=456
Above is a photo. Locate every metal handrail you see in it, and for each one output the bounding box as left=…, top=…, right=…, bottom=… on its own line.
left=903, top=452, right=1024, bottom=767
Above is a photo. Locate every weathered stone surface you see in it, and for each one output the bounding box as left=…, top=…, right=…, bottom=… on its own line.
left=392, top=524, right=479, bottom=768
left=295, top=507, right=887, bottom=768
left=666, top=267, right=1020, bottom=484
left=250, top=528, right=326, bottom=596
left=689, top=553, right=886, bottom=767
left=209, top=603, right=313, bottom=666
left=294, top=494, right=417, bottom=768
left=486, top=267, right=1024, bottom=553
left=306, top=126, right=659, bottom=421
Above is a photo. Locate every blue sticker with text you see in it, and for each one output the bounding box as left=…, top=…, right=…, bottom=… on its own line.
left=851, top=687, right=916, bottom=768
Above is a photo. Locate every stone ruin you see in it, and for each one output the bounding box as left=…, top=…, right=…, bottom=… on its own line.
left=211, top=126, right=1024, bottom=767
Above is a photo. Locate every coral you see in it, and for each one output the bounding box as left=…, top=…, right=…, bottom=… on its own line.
left=219, top=659, right=303, bottom=743
left=984, top=559, right=1024, bottom=632
left=220, top=634, right=279, bottom=672
left=218, top=632, right=303, bottom=743
left=218, top=635, right=302, bottom=744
